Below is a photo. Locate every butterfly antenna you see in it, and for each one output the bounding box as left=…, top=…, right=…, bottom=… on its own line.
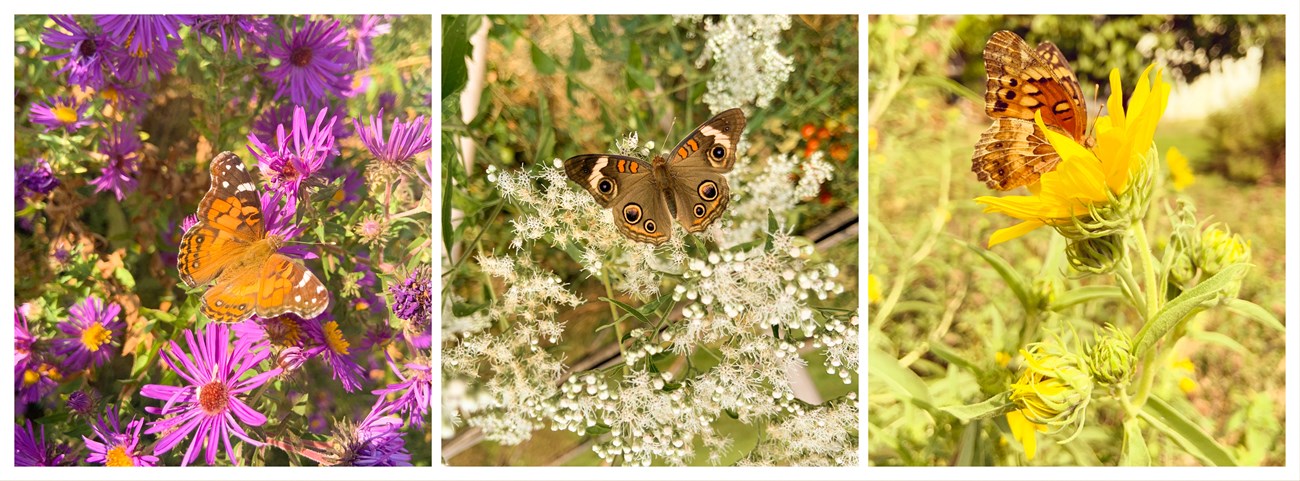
left=661, top=117, right=677, bottom=155
left=1088, top=83, right=1103, bottom=139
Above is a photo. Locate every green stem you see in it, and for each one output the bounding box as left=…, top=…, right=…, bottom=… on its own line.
left=1129, top=222, right=1163, bottom=409
left=601, top=267, right=628, bottom=365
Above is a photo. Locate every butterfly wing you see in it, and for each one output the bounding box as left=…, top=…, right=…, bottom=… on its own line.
left=564, top=154, right=673, bottom=245
left=255, top=254, right=330, bottom=319
left=975, top=31, right=1089, bottom=191
left=200, top=266, right=260, bottom=323
left=982, top=30, right=1088, bottom=140
left=667, top=108, right=746, bottom=172
left=178, top=152, right=266, bottom=286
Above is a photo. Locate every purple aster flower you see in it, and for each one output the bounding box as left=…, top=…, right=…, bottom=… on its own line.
left=324, top=166, right=365, bottom=211
left=89, top=123, right=141, bottom=200
left=85, top=407, right=159, bottom=466
left=16, top=158, right=61, bottom=211
left=52, top=295, right=124, bottom=371
left=354, top=109, right=432, bottom=173
left=372, top=356, right=431, bottom=427
left=328, top=399, right=411, bottom=466
left=263, top=18, right=352, bottom=105
left=248, top=105, right=338, bottom=200
left=106, top=36, right=179, bottom=84
left=234, top=313, right=308, bottom=354
left=377, top=91, right=397, bottom=113
left=15, top=311, right=36, bottom=385
left=347, top=15, right=392, bottom=69
left=98, top=80, right=149, bottom=111
left=191, top=15, right=273, bottom=59
left=302, top=315, right=366, bottom=392
left=141, top=323, right=281, bottom=466
left=29, top=95, right=92, bottom=132
left=16, top=419, right=71, bottom=466
left=94, top=15, right=187, bottom=54
left=18, top=361, right=63, bottom=406
left=67, top=389, right=98, bottom=416
left=42, top=15, right=110, bottom=88
left=390, top=265, right=431, bottom=328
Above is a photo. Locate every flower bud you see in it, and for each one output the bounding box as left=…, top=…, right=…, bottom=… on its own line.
left=1086, top=324, right=1135, bottom=387
left=1065, top=233, right=1125, bottom=275
left=1008, top=342, right=1093, bottom=441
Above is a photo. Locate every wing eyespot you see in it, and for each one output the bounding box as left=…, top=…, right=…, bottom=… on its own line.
left=698, top=181, right=719, bottom=201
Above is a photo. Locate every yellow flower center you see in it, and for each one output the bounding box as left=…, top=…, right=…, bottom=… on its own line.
left=40, top=363, right=63, bottom=382
left=101, top=86, right=121, bottom=103
left=23, top=369, right=40, bottom=387
left=106, top=445, right=133, bottom=466
left=81, top=322, right=112, bottom=352
left=53, top=105, right=79, bottom=124
left=265, top=315, right=303, bottom=348
left=323, top=321, right=351, bottom=356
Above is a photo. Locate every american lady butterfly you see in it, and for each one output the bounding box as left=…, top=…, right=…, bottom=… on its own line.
left=972, top=30, right=1092, bottom=191
left=178, top=152, right=329, bottom=323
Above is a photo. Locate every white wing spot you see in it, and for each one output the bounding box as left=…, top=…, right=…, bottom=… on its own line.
left=236, top=182, right=256, bottom=192
left=316, top=285, right=325, bottom=293
left=235, top=163, right=245, bottom=171
left=587, top=156, right=608, bottom=187
left=222, top=181, right=230, bottom=188
left=297, top=271, right=312, bottom=287
left=294, top=295, right=302, bottom=302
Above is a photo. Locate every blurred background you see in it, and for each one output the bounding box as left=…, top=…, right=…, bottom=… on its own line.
left=867, top=15, right=1285, bottom=466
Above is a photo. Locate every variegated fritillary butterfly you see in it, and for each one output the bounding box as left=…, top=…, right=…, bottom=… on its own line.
left=178, top=151, right=329, bottom=323
left=972, top=30, right=1093, bottom=191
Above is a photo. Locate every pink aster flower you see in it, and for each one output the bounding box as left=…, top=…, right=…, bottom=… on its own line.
left=51, top=295, right=124, bottom=371
left=42, top=15, right=110, bottom=88
left=84, top=407, right=159, bottom=466
left=263, top=18, right=352, bottom=105
left=372, top=356, right=431, bottom=427
left=15, top=311, right=35, bottom=383
left=347, top=15, right=392, bottom=69
left=354, top=109, right=432, bottom=171
left=29, top=95, right=92, bottom=132
left=191, top=15, right=273, bottom=59
left=247, top=105, right=338, bottom=201
left=89, top=123, right=141, bottom=200
left=18, top=361, right=63, bottom=406
left=302, top=315, right=366, bottom=392
left=141, top=323, right=281, bottom=466
left=94, top=15, right=188, bottom=54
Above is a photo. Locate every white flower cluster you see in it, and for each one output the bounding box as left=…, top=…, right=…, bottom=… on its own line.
left=442, top=256, right=578, bottom=445
left=724, top=151, right=835, bottom=246
left=737, top=394, right=859, bottom=466
left=695, top=15, right=796, bottom=114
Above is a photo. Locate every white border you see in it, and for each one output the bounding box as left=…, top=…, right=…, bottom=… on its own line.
left=0, top=1, right=1295, bottom=480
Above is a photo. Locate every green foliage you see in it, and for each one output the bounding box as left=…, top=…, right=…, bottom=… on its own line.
left=1202, top=69, right=1286, bottom=183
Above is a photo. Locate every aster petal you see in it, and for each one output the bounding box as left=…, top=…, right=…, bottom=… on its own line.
left=227, top=397, right=269, bottom=426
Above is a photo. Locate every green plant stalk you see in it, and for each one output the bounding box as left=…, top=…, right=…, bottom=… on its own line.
left=1130, top=221, right=1162, bottom=409
left=600, top=266, right=628, bottom=365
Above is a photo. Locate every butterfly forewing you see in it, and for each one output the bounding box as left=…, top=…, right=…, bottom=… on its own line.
left=178, top=152, right=264, bottom=286
left=256, top=254, right=329, bottom=319
left=668, top=108, right=746, bottom=172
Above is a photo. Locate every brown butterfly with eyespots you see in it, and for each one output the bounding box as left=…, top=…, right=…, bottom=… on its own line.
left=972, top=30, right=1093, bottom=191
left=177, top=152, right=329, bottom=323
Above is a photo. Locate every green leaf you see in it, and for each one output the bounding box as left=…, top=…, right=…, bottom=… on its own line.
left=928, top=342, right=984, bottom=378
left=1121, top=417, right=1150, bottom=466
left=569, top=34, right=591, bottom=71
left=440, top=15, right=472, bottom=99
left=530, top=43, right=558, bottom=75
left=1223, top=298, right=1284, bottom=333
left=1133, top=264, right=1250, bottom=358
left=599, top=296, right=651, bottom=325
left=867, top=347, right=933, bottom=408
left=1051, top=285, right=1123, bottom=311
left=939, top=392, right=1012, bottom=423
left=1141, top=395, right=1238, bottom=466
left=963, top=241, right=1033, bottom=314
left=585, top=423, right=611, bottom=435
left=114, top=266, right=136, bottom=290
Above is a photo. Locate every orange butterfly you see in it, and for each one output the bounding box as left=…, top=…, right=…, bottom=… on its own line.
left=972, top=30, right=1092, bottom=191
left=178, top=152, right=329, bottom=323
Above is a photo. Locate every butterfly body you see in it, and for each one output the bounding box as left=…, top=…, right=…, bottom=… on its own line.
left=565, top=108, right=745, bottom=245
left=973, top=31, right=1091, bottom=191
left=178, top=152, right=329, bottom=323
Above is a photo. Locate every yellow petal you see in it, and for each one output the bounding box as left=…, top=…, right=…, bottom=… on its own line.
left=988, top=220, right=1045, bottom=247
left=1007, top=409, right=1046, bottom=461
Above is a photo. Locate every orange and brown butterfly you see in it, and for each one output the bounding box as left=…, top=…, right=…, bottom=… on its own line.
left=177, top=151, right=329, bottom=323
left=972, top=30, right=1093, bottom=191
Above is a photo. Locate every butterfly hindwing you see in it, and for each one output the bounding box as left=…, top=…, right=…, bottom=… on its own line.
left=256, top=254, right=329, bottom=319
left=200, top=266, right=260, bottom=323
left=972, top=118, right=1061, bottom=190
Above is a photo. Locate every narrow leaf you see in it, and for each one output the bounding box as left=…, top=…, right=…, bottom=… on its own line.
left=1133, top=264, right=1250, bottom=358
left=1120, top=417, right=1150, bottom=466
left=1141, top=396, right=1238, bottom=466
left=940, top=392, right=1012, bottom=423
left=867, top=347, right=933, bottom=408
left=963, top=241, right=1033, bottom=313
